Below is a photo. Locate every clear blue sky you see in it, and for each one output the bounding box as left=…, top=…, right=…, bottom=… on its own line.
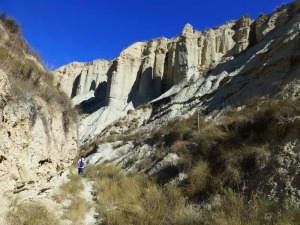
left=0, top=0, right=294, bottom=69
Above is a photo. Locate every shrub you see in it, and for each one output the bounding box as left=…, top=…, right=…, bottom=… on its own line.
left=202, top=189, right=300, bottom=225
left=242, top=13, right=250, bottom=19
left=62, top=196, right=91, bottom=225
left=53, top=168, right=90, bottom=224
left=188, top=160, right=211, bottom=194
left=85, top=164, right=201, bottom=225
left=5, top=202, right=60, bottom=225
left=53, top=169, right=84, bottom=203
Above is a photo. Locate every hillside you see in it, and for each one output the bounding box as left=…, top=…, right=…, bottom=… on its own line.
left=52, top=1, right=300, bottom=224
left=0, top=15, right=78, bottom=223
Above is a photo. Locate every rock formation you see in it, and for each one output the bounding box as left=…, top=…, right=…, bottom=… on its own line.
left=53, top=13, right=255, bottom=143
left=52, top=0, right=300, bottom=207
left=0, top=18, right=78, bottom=222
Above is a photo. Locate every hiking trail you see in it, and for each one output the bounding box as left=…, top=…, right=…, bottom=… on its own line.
left=81, top=178, right=99, bottom=225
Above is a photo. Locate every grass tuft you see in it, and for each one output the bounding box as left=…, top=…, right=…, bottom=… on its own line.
left=5, top=202, right=60, bottom=225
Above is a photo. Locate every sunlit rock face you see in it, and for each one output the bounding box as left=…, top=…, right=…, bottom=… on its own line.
left=53, top=15, right=253, bottom=109
left=53, top=14, right=257, bottom=143
left=0, top=21, right=78, bottom=222
left=53, top=1, right=298, bottom=145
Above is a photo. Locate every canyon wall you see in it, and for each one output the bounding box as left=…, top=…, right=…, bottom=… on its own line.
left=53, top=15, right=252, bottom=110
left=0, top=19, right=78, bottom=221
left=53, top=14, right=256, bottom=143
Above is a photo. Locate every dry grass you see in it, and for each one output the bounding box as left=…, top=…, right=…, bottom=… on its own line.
left=0, top=17, right=78, bottom=132
left=136, top=103, right=152, bottom=110
left=0, top=14, right=21, bottom=34
left=79, top=96, right=300, bottom=224
left=5, top=202, right=60, bottom=225
left=85, top=164, right=201, bottom=225
left=203, top=188, right=300, bottom=225
left=80, top=95, right=300, bottom=223
left=188, top=160, right=211, bottom=194
left=54, top=169, right=83, bottom=201
left=140, top=97, right=300, bottom=199
left=83, top=162, right=300, bottom=225
left=62, top=196, right=91, bottom=225
left=53, top=168, right=90, bottom=224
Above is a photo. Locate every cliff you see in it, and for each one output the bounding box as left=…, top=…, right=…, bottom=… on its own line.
left=53, top=0, right=300, bottom=208
left=0, top=16, right=78, bottom=221
left=53, top=13, right=255, bottom=143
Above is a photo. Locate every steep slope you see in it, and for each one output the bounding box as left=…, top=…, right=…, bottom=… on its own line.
left=0, top=16, right=78, bottom=222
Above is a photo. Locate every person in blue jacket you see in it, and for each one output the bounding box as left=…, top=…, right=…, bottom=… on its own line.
left=77, top=156, right=86, bottom=176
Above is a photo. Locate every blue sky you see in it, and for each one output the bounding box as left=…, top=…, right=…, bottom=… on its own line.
left=0, top=0, right=294, bottom=69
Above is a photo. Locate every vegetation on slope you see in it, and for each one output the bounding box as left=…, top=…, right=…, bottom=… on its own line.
left=147, top=97, right=300, bottom=204
left=84, top=164, right=201, bottom=225
left=5, top=202, right=60, bottom=225
left=80, top=96, right=300, bottom=224
left=83, top=163, right=300, bottom=225
left=0, top=15, right=77, bottom=132
left=53, top=169, right=90, bottom=225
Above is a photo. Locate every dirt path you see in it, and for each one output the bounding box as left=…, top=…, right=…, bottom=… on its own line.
left=81, top=178, right=99, bottom=225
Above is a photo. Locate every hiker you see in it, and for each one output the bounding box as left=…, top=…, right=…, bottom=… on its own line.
left=78, top=156, right=86, bottom=176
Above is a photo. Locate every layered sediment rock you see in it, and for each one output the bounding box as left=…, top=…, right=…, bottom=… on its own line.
left=0, top=70, right=78, bottom=197
left=53, top=15, right=255, bottom=142
left=53, top=1, right=299, bottom=144
left=54, top=15, right=253, bottom=110
left=0, top=20, right=78, bottom=221
left=54, top=59, right=111, bottom=99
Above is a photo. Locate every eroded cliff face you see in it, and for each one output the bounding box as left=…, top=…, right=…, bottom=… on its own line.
left=0, top=18, right=78, bottom=221
left=0, top=78, right=77, bottom=188
left=51, top=0, right=300, bottom=206
left=53, top=14, right=256, bottom=143
left=0, top=70, right=78, bottom=221
left=55, top=16, right=252, bottom=110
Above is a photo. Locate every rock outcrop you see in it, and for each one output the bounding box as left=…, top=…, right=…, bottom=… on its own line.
left=55, top=17, right=253, bottom=110
left=0, top=18, right=78, bottom=223
left=53, top=14, right=256, bottom=143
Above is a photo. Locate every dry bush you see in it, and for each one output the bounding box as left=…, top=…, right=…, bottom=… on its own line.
left=53, top=168, right=89, bottom=224
left=85, top=164, right=201, bottom=225
left=206, top=188, right=245, bottom=225
left=188, top=160, right=211, bottom=194
left=62, top=196, right=91, bottom=225
left=0, top=18, right=77, bottom=130
left=202, top=188, right=300, bottom=225
left=53, top=169, right=84, bottom=203
left=136, top=103, right=152, bottom=110
left=76, top=96, right=300, bottom=223
left=5, top=202, right=60, bottom=225
left=0, top=14, right=21, bottom=34
left=144, top=97, right=300, bottom=199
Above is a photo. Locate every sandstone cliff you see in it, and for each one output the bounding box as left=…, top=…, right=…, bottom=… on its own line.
left=54, top=2, right=297, bottom=144
left=0, top=16, right=78, bottom=221
left=53, top=13, right=255, bottom=143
